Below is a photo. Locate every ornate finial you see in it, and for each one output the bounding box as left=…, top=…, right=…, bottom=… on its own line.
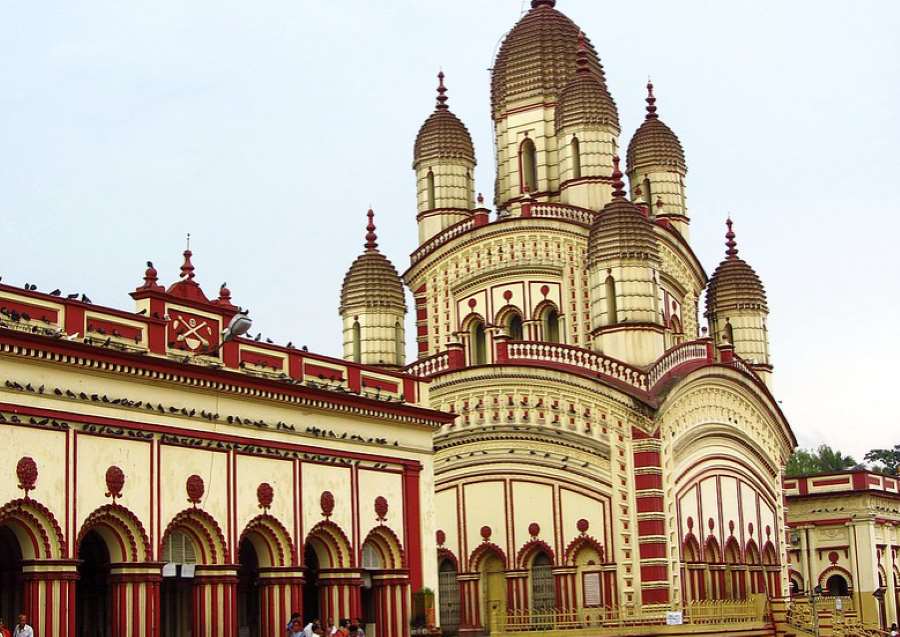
left=575, top=31, right=590, bottom=74
left=611, top=156, right=626, bottom=198
left=180, top=240, right=195, bottom=280
left=531, top=0, right=556, bottom=8
left=365, top=209, right=378, bottom=251
left=218, top=282, right=231, bottom=303
left=436, top=71, right=448, bottom=110
left=725, top=217, right=738, bottom=258
left=477, top=192, right=484, bottom=205
left=645, top=80, right=658, bottom=120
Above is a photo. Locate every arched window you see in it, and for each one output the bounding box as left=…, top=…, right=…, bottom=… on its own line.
left=826, top=574, right=850, bottom=597
left=724, top=321, right=734, bottom=345
left=643, top=177, right=652, bottom=209
left=466, top=170, right=473, bottom=202
left=163, top=530, right=197, bottom=565
left=541, top=307, right=559, bottom=343
left=505, top=313, right=523, bottom=340
left=427, top=170, right=436, bottom=209
left=438, top=559, right=460, bottom=635
left=469, top=319, right=487, bottom=365
left=530, top=552, right=555, bottom=611
left=361, top=543, right=383, bottom=570
left=571, top=137, right=582, bottom=180
left=394, top=321, right=404, bottom=366
left=520, top=138, right=538, bottom=194
left=352, top=320, right=361, bottom=363
left=605, top=276, right=618, bottom=325
left=789, top=575, right=803, bottom=597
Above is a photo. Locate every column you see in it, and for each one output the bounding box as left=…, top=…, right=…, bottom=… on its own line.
left=193, top=566, right=238, bottom=637
left=551, top=567, right=577, bottom=612
left=372, top=572, right=411, bottom=637
left=108, top=562, right=163, bottom=637
left=20, top=560, right=79, bottom=637
left=631, top=427, right=669, bottom=606
left=318, top=570, right=363, bottom=627
left=457, top=573, right=481, bottom=636
left=505, top=570, right=528, bottom=613
left=257, top=567, right=304, bottom=637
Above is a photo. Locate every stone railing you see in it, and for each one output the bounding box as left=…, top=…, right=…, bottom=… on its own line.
left=410, top=216, right=477, bottom=263
left=646, top=339, right=713, bottom=389
left=530, top=202, right=596, bottom=225
left=500, top=599, right=762, bottom=632
left=504, top=341, right=649, bottom=391
left=404, top=351, right=451, bottom=378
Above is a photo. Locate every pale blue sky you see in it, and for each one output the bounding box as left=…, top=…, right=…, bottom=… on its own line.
left=1, top=1, right=897, bottom=461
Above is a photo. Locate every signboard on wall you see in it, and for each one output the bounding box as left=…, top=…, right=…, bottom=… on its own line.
left=666, top=611, right=683, bottom=625
left=583, top=572, right=601, bottom=607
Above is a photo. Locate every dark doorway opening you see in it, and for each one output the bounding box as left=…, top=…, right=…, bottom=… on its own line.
left=238, top=539, right=261, bottom=637
left=76, top=531, right=111, bottom=637
left=303, top=544, right=321, bottom=625
left=0, top=526, right=23, bottom=624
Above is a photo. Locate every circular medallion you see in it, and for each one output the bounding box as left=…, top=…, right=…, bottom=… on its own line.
left=828, top=551, right=839, bottom=564
left=257, top=483, right=274, bottom=510
left=436, top=530, right=446, bottom=546
left=374, top=496, right=388, bottom=521
left=480, top=525, right=492, bottom=541
left=105, top=466, right=125, bottom=500
left=320, top=491, right=335, bottom=518
left=576, top=518, right=589, bottom=534
left=16, top=457, right=37, bottom=494
left=528, top=522, right=540, bottom=538
left=186, top=475, right=204, bottom=505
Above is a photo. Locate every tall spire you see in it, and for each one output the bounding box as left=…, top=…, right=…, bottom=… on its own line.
left=436, top=71, right=448, bottom=110
left=365, top=209, right=378, bottom=251
left=725, top=217, right=739, bottom=259
left=645, top=80, right=659, bottom=120
left=575, top=31, right=590, bottom=74
left=611, top=156, right=626, bottom=198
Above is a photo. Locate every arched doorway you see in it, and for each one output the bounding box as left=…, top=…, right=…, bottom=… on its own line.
left=160, top=529, right=197, bottom=636
left=76, top=530, right=111, bottom=637
left=0, top=526, right=23, bottom=624
left=303, top=543, right=320, bottom=625
left=361, top=541, right=382, bottom=629
left=438, top=557, right=460, bottom=636
left=530, top=552, right=554, bottom=612
left=826, top=574, right=849, bottom=597
left=238, top=538, right=261, bottom=637
left=481, top=555, right=506, bottom=634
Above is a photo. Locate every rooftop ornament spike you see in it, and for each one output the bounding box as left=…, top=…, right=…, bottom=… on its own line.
left=436, top=71, right=449, bottom=110
left=575, top=31, right=590, bottom=74
left=611, top=156, right=626, bottom=198
left=531, top=0, right=556, bottom=8
left=180, top=233, right=196, bottom=280
left=645, top=80, right=659, bottom=120
left=365, top=209, right=378, bottom=251
left=725, top=217, right=739, bottom=258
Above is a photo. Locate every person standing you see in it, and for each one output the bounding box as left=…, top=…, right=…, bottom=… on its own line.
left=12, top=615, right=33, bottom=637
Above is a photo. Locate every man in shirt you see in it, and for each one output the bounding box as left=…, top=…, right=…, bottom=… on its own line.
left=12, top=615, right=33, bottom=637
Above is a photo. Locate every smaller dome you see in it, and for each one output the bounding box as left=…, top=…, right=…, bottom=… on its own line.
left=626, top=82, right=686, bottom=174
left=413, top=72, right=475, bottom=168
left=588, top=158, right=658, bottom=264
left=340, top=210, right=406, bottom=314
left=555, top=33, right=619, bottom=133
left=705, top=219, right=767, bottom=317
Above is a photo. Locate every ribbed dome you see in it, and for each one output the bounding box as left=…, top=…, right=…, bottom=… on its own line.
left=704, top=220, right=767, bottom=316
left=413, top=72, right=475, bottom=168
left=555, top=33, right=619, bottom=133
left=588, top=159, right=658, bottom=264
left=491, top=1, right=608, bottom=116
left=340, top=211, right=406, bottom=313
left=626, top=82, right=686, bottom=173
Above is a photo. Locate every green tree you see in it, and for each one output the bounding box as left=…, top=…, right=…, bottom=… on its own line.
left=785, top=445, right=858, bottom=477
left=864, top=444, right=900, bottom=475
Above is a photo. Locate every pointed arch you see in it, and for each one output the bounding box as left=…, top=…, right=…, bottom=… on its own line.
left=761, top=541, right=777, bottom=565
left=437, top=547, right=460, bottom=572
left=462, top=313, right=487, bottom=365
left=519, top=137, right=538, bottom=193
left=682, top=534, right=701, bottom=563
left=362, top=524, right=405, bottom=570
left=516, top=539, right=555, bottom=569
left=426, top=170, right=436, bottom=209
left=239, top=513, right=296, bottom=568
left=563, top=534, right=605, bottom=566
left=468, top=542, right=507, bottom=572
left=305, top=520, right=353, bottom=569
left=352, top=321, right=361, bottom=363
left=0, top=498, right=66, bottom=560
left=571, top=136, right=582, bottom=180
left=76, top=503, right=151, bottom=563
left=744, top=539, right=761, bottom=565
left=705, top=536, right=722, bottom=564
left=724, top=536, right=742, bottom=564
left=161, top=508, right=229, bottom=565
left=605, top=276, right=618, bottom=325
left=495, top=306, right=524, bottom=340
left=817, top=565, right=853, bottom=593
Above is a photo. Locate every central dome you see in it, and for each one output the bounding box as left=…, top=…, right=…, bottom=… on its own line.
left=491, top=0, right=607, bottom=117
